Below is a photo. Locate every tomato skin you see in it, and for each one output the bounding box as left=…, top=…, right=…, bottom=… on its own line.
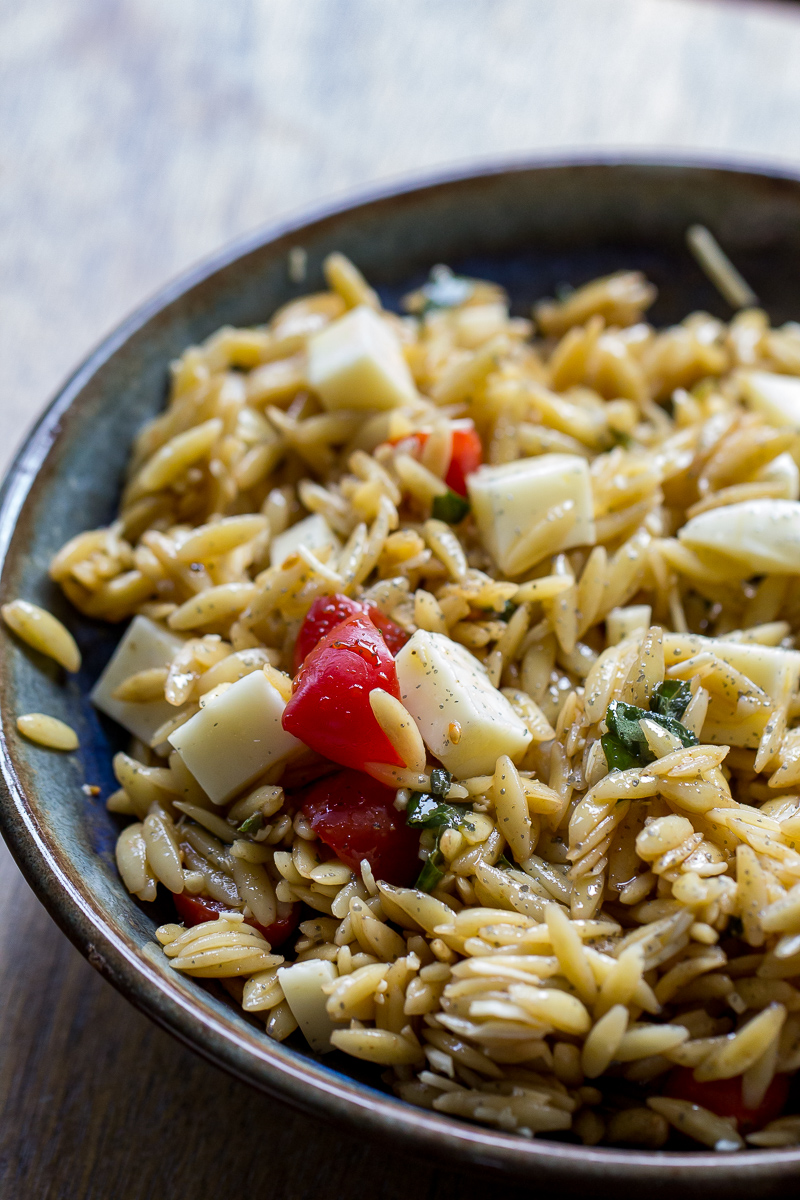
left=302, top=769, right=421, bottom=886
left=445, top=426, right=483, bottom=497
left=389, top=421, right=483, bottom=498
left=665, top=1067, right=789, bottom=1130
left=293, top=595, right=362, bottom=671
left=283, top=611, right=405, bottom=773
left=367, top=607, right=410, bottom=657
left=172, top=891, right=300, bottom=948
left=293, top=594, right=408, bottom=671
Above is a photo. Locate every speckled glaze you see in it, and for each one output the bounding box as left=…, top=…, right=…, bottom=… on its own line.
left=4, top=157, right=800, bottom=1194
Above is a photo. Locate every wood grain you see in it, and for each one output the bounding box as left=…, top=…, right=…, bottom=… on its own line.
left=4, top=0, right=800, bottom=1195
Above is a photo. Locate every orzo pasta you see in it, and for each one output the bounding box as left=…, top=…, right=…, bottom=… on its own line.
left=18, top=250, right=800, bottom=1151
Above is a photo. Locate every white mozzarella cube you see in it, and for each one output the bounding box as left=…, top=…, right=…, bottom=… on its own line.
left=270, top=512, right=341, bottom=568
left=395, top=630, right=532, bottom=778
left=168, top=670, right=300, bottom=803
left=307, top=305, right=417, bottom=412
left=91, top=615, right=184, bottom=743
left=662, top=632, right=800, bottom=748
left=277, top=959, right=342, bottom=1053
left=758, top=451, right=800, bottom=501
left=606, top=605, right=652, bottom=646
left=663, top=633, right=800, bottom=705
left=679, top=499, right=800, bottom=575
left=467, top=454, right=595, bottom=576
left=740, top=370, right=800, bottom=428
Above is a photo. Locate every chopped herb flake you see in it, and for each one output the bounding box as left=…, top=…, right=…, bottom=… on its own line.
left=406, top=792, right=474, bottom=833
left=650, top=679, right=693, bottom=722
left=238, top=812, right=264, bottom=835
left=408, top=785, right=476, bottom=891
left=603, top=697, right=698, bottom=770
left=416, top=846, right=445, bottom=892
left=430, top=767, right=452, bottom=796
left=432, top=489, right=471, bottom=524
left=600, top=732, right=642, bottom=772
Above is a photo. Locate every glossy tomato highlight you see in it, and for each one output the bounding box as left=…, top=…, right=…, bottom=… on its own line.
left=293, top=594, right=408, bottom=671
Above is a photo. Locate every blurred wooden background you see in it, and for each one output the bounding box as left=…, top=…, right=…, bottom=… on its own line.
left=4, top=0, right=800, bottom=1195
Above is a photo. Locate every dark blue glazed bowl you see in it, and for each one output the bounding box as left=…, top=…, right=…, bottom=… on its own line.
left=3, top=156, right=800, bottom=1194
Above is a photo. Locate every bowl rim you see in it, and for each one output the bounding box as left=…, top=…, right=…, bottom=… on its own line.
left=3, top=149, right=800, bottom=1186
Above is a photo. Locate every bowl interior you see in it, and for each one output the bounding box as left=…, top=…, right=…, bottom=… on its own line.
left=4, top=159, right=800, bottom=1191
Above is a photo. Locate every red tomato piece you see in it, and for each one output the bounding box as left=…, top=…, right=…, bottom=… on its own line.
left=389, top=421, right=483, bottom=498
left=445, top=425, right=483, bottom=497
left=172, top=890, right=300, bottom=948
left=665, top=1067, right=789, bottom=1130
left=367, top=607, right=410, bottom=657
left=302, top=768, right=420, bottom=886
left=293, top=595, right=362, bottom=671
left=293, top=594, right=408, bottom=671
left=283, top=611, right=405, bottom=773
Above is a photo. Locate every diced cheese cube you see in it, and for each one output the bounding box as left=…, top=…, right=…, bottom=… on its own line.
left=606, top=605, right=652, bottom=645
left=679, top=499, right=800, bottom=575
left=91, top=615, right=184, bottom=743
left=270, top=512, right=341, bottom=568
left=168, top=670, right=300, bottom=803
left=277, top=959, right=342, bottom=1053
left=395, top=630, right=532, bottom=778
left=467, top=454, right=595, bottom=577
left=758, top=451, right=800, bottom=501
left=740, top=370, right=800, bottom=428
left=307, top=305, right=417, bottom=411
left=662, top=632, right=800, bottom=748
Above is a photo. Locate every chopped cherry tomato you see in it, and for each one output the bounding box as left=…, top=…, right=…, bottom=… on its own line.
left=302, top=768, right=420, bottom=885
left=283, top=610, right=405, bottom=773
left=368, top=607, right=410, bottom=657
left=294, top=595, right=361, bottom=670
left=390, top=421, right=483, bottom=497
left=445, top=426, right=483, bottom=497
left=172, top=890, right=300, bottom=948
left=293, top=594, right=408, bottom=671
left=665, top=1067, right=789, bottom=1130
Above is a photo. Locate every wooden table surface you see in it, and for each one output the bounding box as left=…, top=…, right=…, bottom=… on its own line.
left=5, top=1, right=800, bottom=1194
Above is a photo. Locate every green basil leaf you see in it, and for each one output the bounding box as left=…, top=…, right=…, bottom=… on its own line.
left=606, top=699, right=698, bottom=766
left=406, top=792, right=475, bottom=833
left=429, top=767, right=453, bottom=796
left=432, top=489, right=471, bottom=525
left=605, top=701, right=648, bottom=757
left=238, top=812, right=264, bottom=835
left=405, top=793, right=441, bottom=825
left=416, top=847, right=445, bottom=893
left=650, top=679, right=692, bottom=722
left=646, top=710, right=698, bottom=750
left=600, top=732, right=642, bottom=772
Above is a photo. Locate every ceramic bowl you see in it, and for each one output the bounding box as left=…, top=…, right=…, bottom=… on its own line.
left=3, top=155, right=800, bottom=1195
